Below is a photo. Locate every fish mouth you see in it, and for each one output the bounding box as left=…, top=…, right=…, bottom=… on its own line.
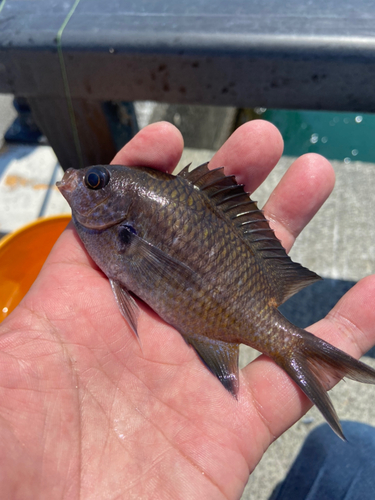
left=56, top=168, right=79, bottom=196
left=56, top=167, right=126, bottom=230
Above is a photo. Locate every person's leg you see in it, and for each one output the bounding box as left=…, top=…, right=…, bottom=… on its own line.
left=271, top=421, right=375, bottom=500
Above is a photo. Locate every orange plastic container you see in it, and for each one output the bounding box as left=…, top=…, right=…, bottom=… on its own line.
left=0, top=215, right=71, bottom=322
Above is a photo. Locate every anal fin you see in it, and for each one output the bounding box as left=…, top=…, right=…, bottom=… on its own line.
left=186, top=335, right=239, bottom=397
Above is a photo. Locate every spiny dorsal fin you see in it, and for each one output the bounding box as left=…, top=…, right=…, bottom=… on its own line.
left=179, top=163, right=321, bottom=305
left=178, top=162, right=206, bottom=179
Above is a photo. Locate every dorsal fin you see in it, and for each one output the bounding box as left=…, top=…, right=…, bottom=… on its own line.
left=178, top=163, right=321, bottom=305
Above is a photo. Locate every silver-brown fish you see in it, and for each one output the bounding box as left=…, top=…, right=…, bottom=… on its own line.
left=57, top=162, right=375, bottom=439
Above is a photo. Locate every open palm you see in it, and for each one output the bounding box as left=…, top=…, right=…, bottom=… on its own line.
left=1, top=121, right=375, bottom=499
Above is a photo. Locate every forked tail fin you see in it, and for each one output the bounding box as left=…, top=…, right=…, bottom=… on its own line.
left=277, top=330, right=375, bottom=440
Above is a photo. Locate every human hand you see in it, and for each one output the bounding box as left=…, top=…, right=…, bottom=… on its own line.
left=1, top=121, right=374, bottom=499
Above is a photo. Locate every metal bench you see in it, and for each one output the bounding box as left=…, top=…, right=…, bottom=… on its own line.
left=1, top=0, right=374, bottom=170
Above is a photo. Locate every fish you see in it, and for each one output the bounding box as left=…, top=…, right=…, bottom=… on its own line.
left=57, top=162, right=375, bottom=439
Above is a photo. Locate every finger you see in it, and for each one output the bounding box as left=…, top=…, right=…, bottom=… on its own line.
left=241, top=275, right=375, bottom=445
left=263, top=153, right=335, bottom=252
left=208, top=120, right=284, bottom=192
left=309, top=275, right=375, bottom=360
left=46, top=221, right=95, bottom=268
left=111, top=121, right=184, bottom=173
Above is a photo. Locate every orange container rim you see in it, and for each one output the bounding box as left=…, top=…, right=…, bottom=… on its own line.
left=0, top=214, right=72, bottom=322
left=0, top=214, right=72, bottom=249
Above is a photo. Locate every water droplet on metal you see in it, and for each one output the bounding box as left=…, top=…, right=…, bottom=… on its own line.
left=173, top=112, right=182, bottom=126
left=310, top=133, right=319, bottom=144
left=343, top=117, right=349, bottom=124
left=355, top=115, right=363, bottom=123
left=344, top=157, right=351, bottom=164
left=321, top=136, right=328, bottom=143
left=351, top=149, right=358, bottom=156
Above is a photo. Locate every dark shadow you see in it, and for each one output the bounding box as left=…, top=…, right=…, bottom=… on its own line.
left=279, top=278, right=355, bottom=328
left=279, top=278, right=375, bottom=359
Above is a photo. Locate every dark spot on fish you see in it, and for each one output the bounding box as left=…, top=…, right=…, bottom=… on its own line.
left=192, top=61, right=199, bottom=68
left=158, top=64, right=167, bottom=72
left=118, top=224, right=137, bottom=246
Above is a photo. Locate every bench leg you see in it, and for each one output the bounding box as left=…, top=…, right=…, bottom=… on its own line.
left=27, top=97, right=119, bottom=171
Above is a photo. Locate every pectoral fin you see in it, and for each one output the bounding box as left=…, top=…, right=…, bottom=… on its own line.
left=186, top=335, right=239, bottom=396
left=109, top=279, right=139, bottom=339
left=127, top=230, right=199, bottom=288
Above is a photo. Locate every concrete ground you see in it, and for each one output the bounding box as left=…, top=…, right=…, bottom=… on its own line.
left=1, top=95, right=375, bottom=499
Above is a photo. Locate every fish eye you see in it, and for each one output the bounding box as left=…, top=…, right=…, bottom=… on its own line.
left=84, top=166, right=110, bottom=190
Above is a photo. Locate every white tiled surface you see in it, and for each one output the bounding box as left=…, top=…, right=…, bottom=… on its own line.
left=0, top=94, right=69, bottom=235
left=0, top=144, right=70, bottom=234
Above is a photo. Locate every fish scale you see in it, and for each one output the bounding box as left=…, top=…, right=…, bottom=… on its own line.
left=57, top=162, right=375, bottom=439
